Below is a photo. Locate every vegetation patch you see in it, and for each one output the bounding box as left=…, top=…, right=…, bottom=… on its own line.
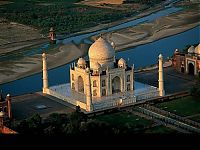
left=96, top=111, right=153, bottom=129
left=190, top=115, right=200, bottom=123
left=0, top=0, right=134, bottom=34
left=156, top=96, right=200, bottom=117
left=143, top=125, right=179, bottom=134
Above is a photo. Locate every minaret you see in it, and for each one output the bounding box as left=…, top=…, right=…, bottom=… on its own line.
left=0, top=111, right=4, bottom=133
left=42, top=53, right=49, bottom=94
left=131, top=64, right=134, bottom=91
left=85, top=68, right=93, bottom=112
left=6, top=94, right=12, bottom=119
left=158, top=54, right=165, bottom=96
left=49, top=27, right=56, bottom=43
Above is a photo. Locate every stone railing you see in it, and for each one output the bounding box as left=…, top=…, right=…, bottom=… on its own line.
left=47, top=88, right=87, bottom=110
left=136, top=107, right=200, bottom=134
left=93, top=96, right=136, bottom=111
left=47, top=89, right=76, bottom=106
left=142, top=104, right=200, bottom=128
left=135, top=88, right=159, bottom=101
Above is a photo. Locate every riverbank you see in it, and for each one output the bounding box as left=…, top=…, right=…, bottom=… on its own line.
left=100, top=5, right=200, bottom=51
left=0, top=42, right=88, bottom=85
left=0, top=1, right=199, bottom=85
left=0, top=0, right=168, bottom=54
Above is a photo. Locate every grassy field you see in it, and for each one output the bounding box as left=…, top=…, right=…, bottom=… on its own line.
left=156, top=96, right=200, bottom=117
left=96, top=111, right=153, bottom=129
left=190, top=115, right=200, bottom=123
left=143, top=125, right=179, bottom=134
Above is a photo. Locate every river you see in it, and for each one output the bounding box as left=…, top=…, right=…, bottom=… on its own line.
left=0, top=7, right=182, bottom=62
left=0, top=6, right=199, bottom=96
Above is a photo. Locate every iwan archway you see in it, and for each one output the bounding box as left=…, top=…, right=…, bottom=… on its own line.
left=188, top=63, right=194, bottom=75
left=78, top=76, right=84, bottom=93
left=112, top=76, right=121, bottom=94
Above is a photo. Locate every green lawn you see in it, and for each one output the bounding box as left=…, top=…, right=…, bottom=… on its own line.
left=96, top=112, right=152, bottom=128
left=156, top=96, right=200, bottom=117
left=143, top=125, right=179, bottom=134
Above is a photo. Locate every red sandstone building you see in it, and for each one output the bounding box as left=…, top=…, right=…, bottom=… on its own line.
left=48, top=27, right=56, bottom=43
left=172, top=44, right=200, bottom=77
left=0, top=93, right=16, bottom=134
left=0, top=93, right=12, bottom=119
left=0, top=111, right=16, bottom=134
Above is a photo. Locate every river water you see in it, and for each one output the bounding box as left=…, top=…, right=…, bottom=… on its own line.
left=0, top=6, right=199, bottom=96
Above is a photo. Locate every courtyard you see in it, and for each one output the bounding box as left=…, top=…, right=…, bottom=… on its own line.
left=135, top=67, right=197, bottom=94
left=11, top=93, right=74, bottom=121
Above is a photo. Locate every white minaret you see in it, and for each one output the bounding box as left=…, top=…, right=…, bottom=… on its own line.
left=85, top=68, right=93, bottom=112
left=158, top=54, right=165, bottom=96
left=130, top=64, right=134, bottom=91
left=42, top=53, right=49, bottom=94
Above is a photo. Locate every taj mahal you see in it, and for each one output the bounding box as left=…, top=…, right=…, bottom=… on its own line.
left=42, top=37, right=165, bottom=112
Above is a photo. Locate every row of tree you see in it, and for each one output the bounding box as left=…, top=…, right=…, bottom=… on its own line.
left=190, top=79, right=200, bottom=97
left=0, top=1, right=133, bottom=34
left=11, top=107, right=149, bottom=135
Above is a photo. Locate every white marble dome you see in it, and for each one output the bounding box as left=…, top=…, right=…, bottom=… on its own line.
left=194, top=44, right=200, bottom=55
left=77, top=57, right=86, bottom=68
left=77, top=57, right=86, bottom=65
left=93, top=62, right=101, bottom=70
left=174, top=49, right=179, bottom=54
left=0, top=111, right=4, bottom=117
left=188, top=46, right=195, bottom=54
left=118, top=58, right=126, bottom=65
left=89, top=37, right=115, bottom=61
left=89, top=37, right=115, bottom=70
left=111, top=41, right=116, bottom=49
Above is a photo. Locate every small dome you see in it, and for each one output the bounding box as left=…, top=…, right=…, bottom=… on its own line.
left=0, top=111, right=4, bottom=117
left=93, top=62, right=101, bottom=70
left=188, top=46, right=195, bottom=54
left=49, top=27, right=55, bottom=32
left=118, top=58, right=126, bottom=65
left=111, top=41, right=116, bottom=49
left=194, top=44, right=200, bottom=55
left=118, top=58, right=126, bottom=68
left=42, top=53, right=46, bottom=58
left=85, top=67, right=90, bottom=73
left=159, top=54, right=163, bottom=59
left=77, top=58, right=86, bottom=66
left=88, top=37, right=115, bottom=61
left=174, top=49, right=179, bottom=54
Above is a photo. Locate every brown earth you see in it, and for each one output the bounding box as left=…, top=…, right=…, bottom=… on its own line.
left=0, top=19, right=46, bottom=54
left=81, top=0, right=124, bottom=5
left=0, top=1, right=199, bottom=85
left=78, top=0, right=143, bottom=10
left=94, top=7, right=200, bottom=51
left=0, top=1, right=12, bottom=5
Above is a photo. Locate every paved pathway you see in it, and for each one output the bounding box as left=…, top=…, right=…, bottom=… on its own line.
left=135, top=106, right=200, bottom=134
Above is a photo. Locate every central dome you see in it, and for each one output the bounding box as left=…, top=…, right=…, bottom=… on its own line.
left=89, top=37, right=115, bottom=61
left=194, top=44, right=200, bottom=55
left=88, top=37, right=115, bottom=70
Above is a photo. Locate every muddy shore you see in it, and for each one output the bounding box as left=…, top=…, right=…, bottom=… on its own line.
left=0, top=1, right=199, bottom=85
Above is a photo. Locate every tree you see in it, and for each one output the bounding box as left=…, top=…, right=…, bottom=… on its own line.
left=43, top=113, right=69, bottom=135
left=80, top=119, right=114, bottom=135
left=190, top=79, right=200, bottom=97
left=14, top=114, right=43, bottom=135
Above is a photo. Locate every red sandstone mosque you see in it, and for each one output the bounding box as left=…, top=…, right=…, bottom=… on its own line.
left=172, top=44, right=200, bottom=77
left=0, top=93, right=16, bottom=134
